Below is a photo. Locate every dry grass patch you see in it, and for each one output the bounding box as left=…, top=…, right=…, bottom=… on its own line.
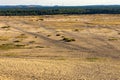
left=0, top=53, right=18, bottom=57
left=86, top=58, right=99, bottom=62
left=35, top=46, right=45, bottom=48
left=16, top=34, right=28, bottom=39
left=0, top=43, right=25, bottom=50
left=28, top=41, right=35, bottom=44
left=0, top=36, right=9, bottom=41
left=108, top=37, right=119, bottom=41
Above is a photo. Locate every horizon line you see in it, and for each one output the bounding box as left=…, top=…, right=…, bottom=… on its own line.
left=0, top=4, right=120, bottom=6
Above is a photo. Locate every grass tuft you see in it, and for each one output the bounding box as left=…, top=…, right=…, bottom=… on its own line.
left=108, top=37, right=118, bottom=41
left=16, top=34, right=27, bottom=39
left=0, top=43, right=25, bottom=50
left=86, top=58, right=99, bottom=62
left=35, top=46, right=44, bottom=48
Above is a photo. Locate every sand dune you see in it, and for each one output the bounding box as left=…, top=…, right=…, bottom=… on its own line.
left=0, top=15, right=120, bottom=80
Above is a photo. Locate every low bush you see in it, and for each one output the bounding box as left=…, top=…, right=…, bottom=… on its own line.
left=1, top=26, right=10, bottom=29
left=56, top=34, right=61, bottom=36
left=35, top=46, right=44, bottom=48
left=62, top=37, right=75, bottom=42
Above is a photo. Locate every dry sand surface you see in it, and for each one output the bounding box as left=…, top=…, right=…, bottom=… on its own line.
left=0, top=14, right=120, bottom=80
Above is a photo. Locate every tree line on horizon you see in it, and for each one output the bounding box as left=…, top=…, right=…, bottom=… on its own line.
left=0, top=6, right=120, bottom=16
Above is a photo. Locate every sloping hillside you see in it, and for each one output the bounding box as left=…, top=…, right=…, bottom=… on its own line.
left=0, top=15, right=120, bottom=80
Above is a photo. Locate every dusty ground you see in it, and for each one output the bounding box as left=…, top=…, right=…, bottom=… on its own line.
left=0, top=14, right=120, bottom=80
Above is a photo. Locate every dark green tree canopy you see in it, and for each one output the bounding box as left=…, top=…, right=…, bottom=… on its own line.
left=0, top=5, right=120, bottom=16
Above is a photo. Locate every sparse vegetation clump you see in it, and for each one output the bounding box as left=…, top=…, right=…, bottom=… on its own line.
left=0, top=43, right=25, bottom=50
left=38, top=18, right=44, bottom=21
left=0, top=43, right=15, bottom=50
left=108, top=37, right=118, bottom=41
left=15, top=44, right=25, bottom=48
left=35, top=46, right=44, bottom=48
left=13, top=40, right=20, bottom=43
left=86, top=58, right=99, bottom=62
left=0, top=53, right=18, bottom=57
left=16, top=34, right=27, bottom=39
left=74, top=29, right=79, bottom=32
left=29, top=41, right=35, bottom=44
left=62, top=37, right=76, bottom=42
left=35, top=36, right=38, bottom=38
left=56, top=34, right=61, bottom=36
left=47, top=35, right=51, bottom=37
left=1, top=26, right=10, bottom=29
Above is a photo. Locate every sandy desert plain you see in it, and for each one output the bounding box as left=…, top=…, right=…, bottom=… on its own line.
left=0, top=14, right=120, bottom=80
